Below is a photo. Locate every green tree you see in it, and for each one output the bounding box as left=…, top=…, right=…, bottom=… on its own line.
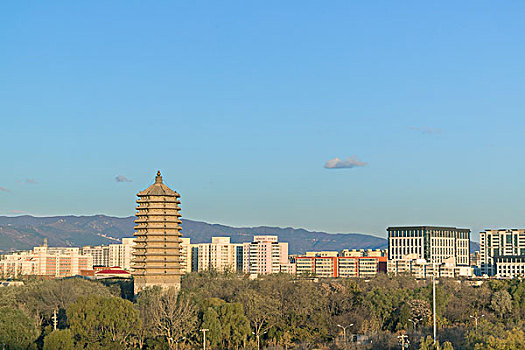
left=441, top=341, right=454, bottom=350
left=0, top=278, right=115, bottom=330
left=234, top=288, right=278, bottom=344
left=202, top=306, right=223, bottom=348
left=135, top=286, right=162, bottom=348
left=216, top=302, right=250, bottom=349
left=419, top=336, right=439, bottom=350
left=490, top=289, right=512, bottom=318
left=0, top=306, right=39, bottom=350
left=509, top=280, right=525, bottom=315
left=67, top=295, right=140, bottom=348
left=473, top=328, right=525, bottom=350
left=408, top=299, right=431, bottom=328
left=43, top=329, right=75, bottom=350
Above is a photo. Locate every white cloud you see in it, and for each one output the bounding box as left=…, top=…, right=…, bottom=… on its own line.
left=324, top=156, right=368, bottom=169
left=0, top=186, right=11, bottom=192
left=115, top=175, right=132, bottom=183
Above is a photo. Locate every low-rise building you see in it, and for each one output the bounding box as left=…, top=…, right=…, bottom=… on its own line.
left=389, top=255, right=473, bottom=279
left=295, top=249, right=387, bottom=278
left=0, top=240, right=93, bottom=279
left=495, top=256, right=525, bottom=278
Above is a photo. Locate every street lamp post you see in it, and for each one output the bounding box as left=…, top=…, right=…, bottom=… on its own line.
left=200, top=329, right=209, bottom=350
left=432, top=262, right=437, bottom=344
left=469, top=314, right=485, bottom=332
left=337, top=323, right=353, bottom=344
left=408, top=318, right=419, bottom=330
left=252, top=330, right=267, bottom=350
left=175, top=336, right=186, bottom=350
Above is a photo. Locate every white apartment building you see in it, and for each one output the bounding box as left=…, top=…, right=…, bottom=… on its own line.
left=0, top=240, right=93, bottom=278
left=243, top=235, right=289, bottom=275
left=480, top=229, right=525, bottom=277
left=194, top=237, right=242, bottom=272
left=109, top=238, right=135, bottom=270
left=81, top=238, right=135, bottom=271
left=388, top=226, right=470, bottom=274
left=81, top=245, right=110, bottom=266
left=180, top=237, right=193, bottom=274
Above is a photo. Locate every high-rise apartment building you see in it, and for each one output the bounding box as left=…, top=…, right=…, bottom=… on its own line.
left=480, top=229, right=525, bottom=277
left=81, top=245, right=110, bottom=267
left=388, top=226, right=470, bottom=274
left=179, top=238, right=193, bottom=274
left=243, top=235, right=289, bottom=275
left=194, top=237, right=242, bottom=272
left=132, top=171, right=183, bottom=294
left=109, top=238, right=135, bottom=270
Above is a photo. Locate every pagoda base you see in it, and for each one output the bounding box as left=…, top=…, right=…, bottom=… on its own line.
left=133, top=275, right=181, bottom=295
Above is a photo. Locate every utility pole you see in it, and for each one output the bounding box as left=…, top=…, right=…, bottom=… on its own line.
left=397, top=334, right=409, bottom=349
left=433, top=262, right=437, bottom=344
left=52, top=308, right=58, bottom=331
left=252, top=331, right=261, bottom=350
left=200, top=329, right=209, bottom=350
left=470, top=314, right=484, bottom=332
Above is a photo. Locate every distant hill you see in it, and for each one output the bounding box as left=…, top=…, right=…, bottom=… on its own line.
left=0, top=215, right=387, bottom=254
left=0, top=215, right=480, bottom=255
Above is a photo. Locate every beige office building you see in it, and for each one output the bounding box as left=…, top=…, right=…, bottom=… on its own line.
left=388, top=226, right=470, bottom=275
left=480, top=229, right=525, bottom=277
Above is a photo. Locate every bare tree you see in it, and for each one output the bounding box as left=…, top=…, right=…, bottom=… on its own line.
left=150, top=288, right=198, bottom=349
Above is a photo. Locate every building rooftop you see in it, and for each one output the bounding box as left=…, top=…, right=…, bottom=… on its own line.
left=387, top=226, right=470, bottom=231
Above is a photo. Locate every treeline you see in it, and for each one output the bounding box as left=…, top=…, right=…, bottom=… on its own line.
left=0, top=273, right=525, bottom=349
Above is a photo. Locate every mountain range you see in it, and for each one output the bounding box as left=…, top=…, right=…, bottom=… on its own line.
left=0, top=215, right=479, bottom=254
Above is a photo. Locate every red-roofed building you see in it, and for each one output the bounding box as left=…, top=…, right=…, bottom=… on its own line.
left=94, top=266, right=131, bottom=279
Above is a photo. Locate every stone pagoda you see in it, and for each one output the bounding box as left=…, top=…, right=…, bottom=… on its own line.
left=132, top=171, right=183, bottom=294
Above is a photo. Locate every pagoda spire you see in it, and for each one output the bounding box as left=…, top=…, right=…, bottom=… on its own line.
left=155, top=170, right=162, bottom=183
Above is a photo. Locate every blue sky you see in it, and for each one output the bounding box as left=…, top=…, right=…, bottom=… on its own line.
left=1, top=1, right=525, bottom=240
